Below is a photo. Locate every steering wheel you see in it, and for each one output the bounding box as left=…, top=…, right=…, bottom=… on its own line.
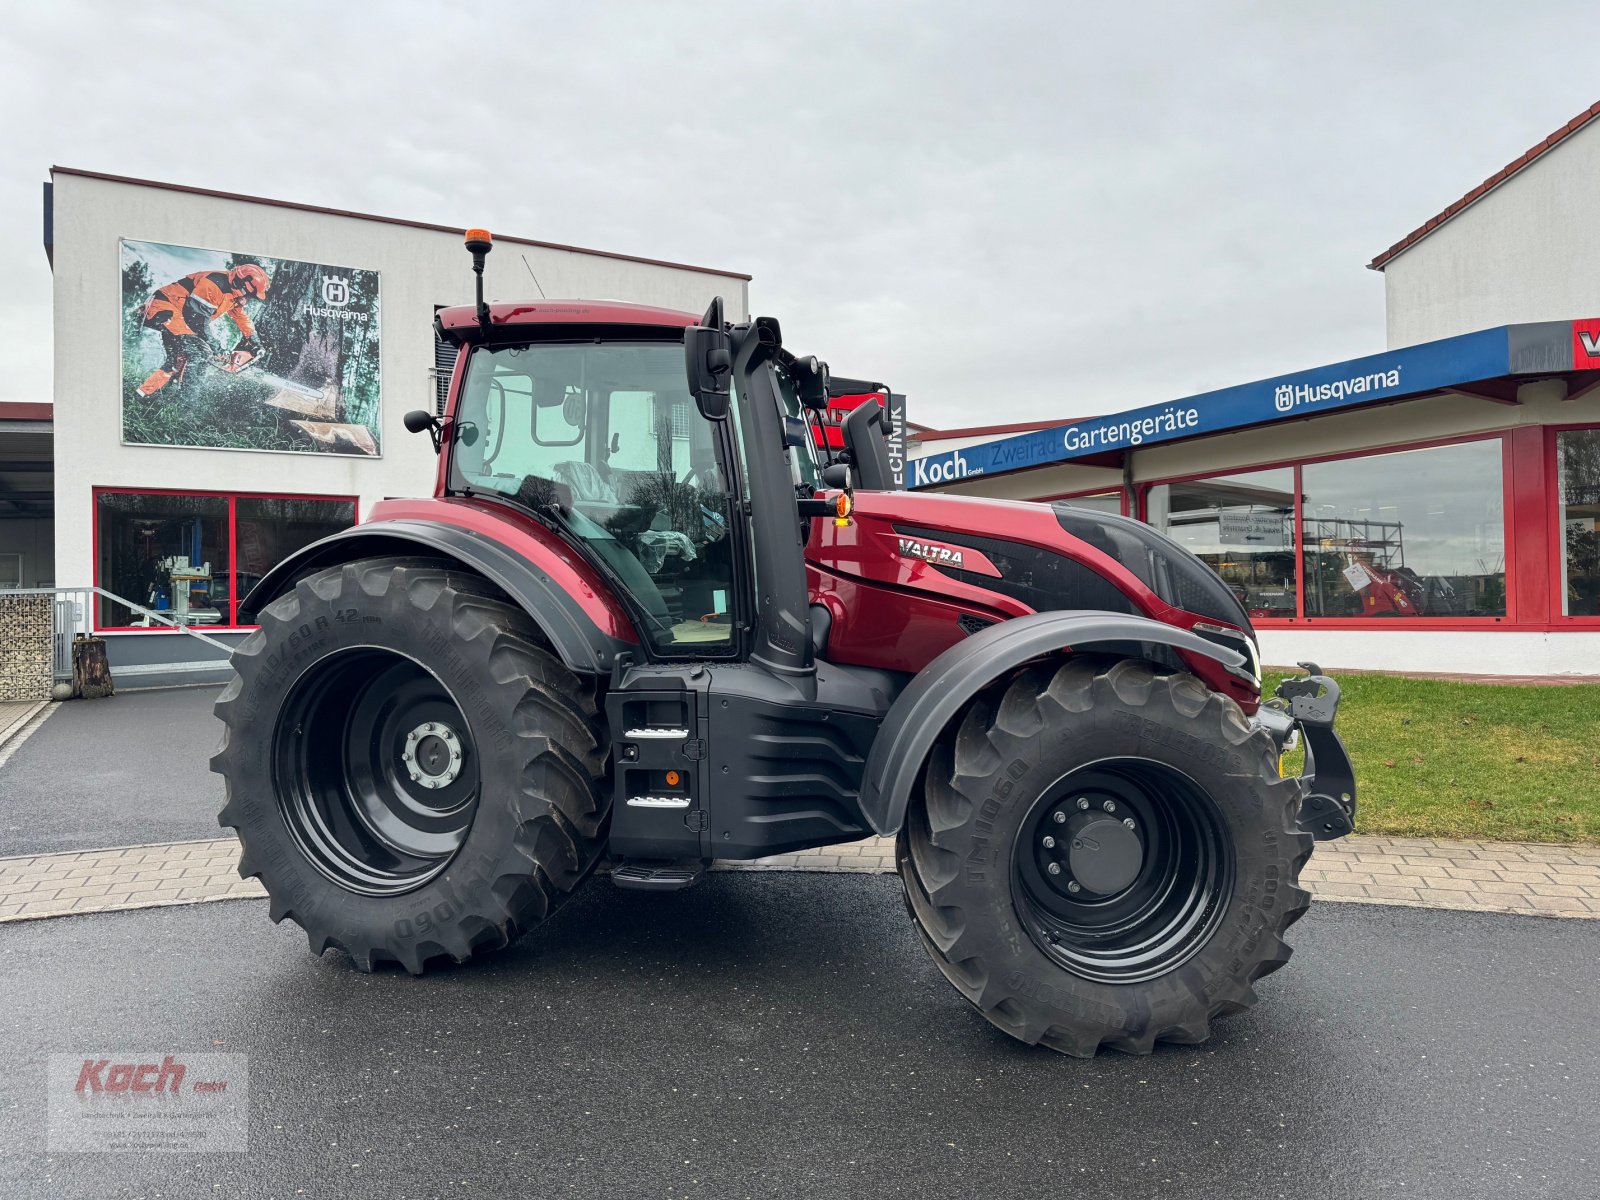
left=682, top=465, right=719, bottom=493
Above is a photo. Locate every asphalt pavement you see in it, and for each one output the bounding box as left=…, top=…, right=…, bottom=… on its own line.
left=0, top=686, right=225, bottom=857
left=0, top=872, right=1595, bottom=1199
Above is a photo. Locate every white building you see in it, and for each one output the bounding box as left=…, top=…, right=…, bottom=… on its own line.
left=29, top=167, right=749, bottom=682
left=1377, top=101, right=1600, bottom=349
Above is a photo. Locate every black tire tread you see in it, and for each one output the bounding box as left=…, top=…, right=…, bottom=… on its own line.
left=213, top=557, right=609, bottom=974
left=897, top=657, right=1313, bottom=1057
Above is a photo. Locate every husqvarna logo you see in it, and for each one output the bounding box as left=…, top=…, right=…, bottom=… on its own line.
left=898, top=536, right=965, bottom=568
left=321, top=276, right=351, bottom=306
left=1273, top=366, right=1402, bottom=414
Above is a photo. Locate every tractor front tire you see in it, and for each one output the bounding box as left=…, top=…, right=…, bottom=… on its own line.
left=212, top=556, right=608, bottom=973
left=898, top=657, right=1312, bottom=1056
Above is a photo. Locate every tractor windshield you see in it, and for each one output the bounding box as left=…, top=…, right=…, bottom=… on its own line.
left=449, top=340, right=740, bottom=654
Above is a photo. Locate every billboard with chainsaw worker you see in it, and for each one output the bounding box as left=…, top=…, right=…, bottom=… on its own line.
left=120, top=239, right=381, bottom=457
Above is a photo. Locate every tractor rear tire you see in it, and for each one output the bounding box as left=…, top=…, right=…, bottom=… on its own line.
left=897, top=656, right=1312, bottom=1056
left=212, top=556, right=608, bottom=973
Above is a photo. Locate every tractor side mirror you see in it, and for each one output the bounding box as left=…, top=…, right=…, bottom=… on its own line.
left=686, top=298, right=733, bottom=421
left=403, top=408, right=443, bottom=453
left=840, top=397, right=893, bottom=491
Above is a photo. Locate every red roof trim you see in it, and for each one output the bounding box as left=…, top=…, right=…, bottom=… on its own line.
left=1369, top=101, right=1600, bottom=270
left=437, top=301, right=698, bottom=329
left=0, top=401, right=51, bottom=422
left=912, top=416, right=1087, bottom=442
left=49, top=166, right=753, bottom=282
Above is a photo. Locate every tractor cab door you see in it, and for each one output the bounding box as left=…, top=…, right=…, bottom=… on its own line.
left=449, top=337, right=748, bottom=658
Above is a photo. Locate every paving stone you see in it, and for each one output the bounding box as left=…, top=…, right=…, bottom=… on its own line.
left=1495, top=869, right=1554, bottom=884
left=1365, top=884, right=1423, bottom=901
left=1444, top=866, right=1502, bottom=881
left=1414, top=876, right=1476, bottom=892
left=1310, top=881, right=1371, bottom=899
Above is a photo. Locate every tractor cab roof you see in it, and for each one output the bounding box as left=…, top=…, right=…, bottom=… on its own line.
left=436, top=300, right=699, bottom=345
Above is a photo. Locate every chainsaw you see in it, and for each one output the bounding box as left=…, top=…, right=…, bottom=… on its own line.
left=214, top=348, right=324, bottom=400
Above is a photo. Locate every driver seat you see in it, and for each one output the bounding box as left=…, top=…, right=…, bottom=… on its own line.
left=554, top=460, right=618, bottom=504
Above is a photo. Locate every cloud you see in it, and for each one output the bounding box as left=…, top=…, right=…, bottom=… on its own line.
left=1, top=0, right=1594, bottom=428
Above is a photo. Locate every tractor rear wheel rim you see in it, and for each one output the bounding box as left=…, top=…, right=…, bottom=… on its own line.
left=1010, top=759, right=1235, bottom=984
left=273, top=648, right=479, bottom=897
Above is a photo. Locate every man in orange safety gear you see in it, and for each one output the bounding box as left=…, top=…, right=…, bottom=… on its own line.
left=136, top=263, right=272, bottom=397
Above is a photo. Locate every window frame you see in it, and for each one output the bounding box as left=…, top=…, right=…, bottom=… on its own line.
left=1135, top=429, right=1520, bottom=630
left=1546, top=421, right=1600, bottom=627
left=92, top=486, right=360, bottom=632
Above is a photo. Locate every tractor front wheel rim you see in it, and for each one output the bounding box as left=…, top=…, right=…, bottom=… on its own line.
left=1010, top=759, right=1235, bottom=984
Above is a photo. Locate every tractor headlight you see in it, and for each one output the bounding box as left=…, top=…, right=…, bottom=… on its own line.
left=1192, top=621, right=1260, bottom=687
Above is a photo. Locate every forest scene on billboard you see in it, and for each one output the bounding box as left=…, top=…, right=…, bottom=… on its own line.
left=120, top=239, right=381, bottom=456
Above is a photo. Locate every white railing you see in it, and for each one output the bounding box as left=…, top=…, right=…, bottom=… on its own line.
left=0, top=586, right=234, bottom=683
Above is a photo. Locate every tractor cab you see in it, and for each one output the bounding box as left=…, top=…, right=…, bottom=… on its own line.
left=429, top=283, right=891, bottom=681
left=442, top=311, right=745, bottom=656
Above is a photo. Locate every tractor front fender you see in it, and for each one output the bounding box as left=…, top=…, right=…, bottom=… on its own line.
left=238, top=519, right=633, bottom=675
left=855, top=611, right=1248, bottom=836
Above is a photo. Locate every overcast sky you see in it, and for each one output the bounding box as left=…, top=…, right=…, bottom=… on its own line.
left=2, top=1, right=1596, bottom=428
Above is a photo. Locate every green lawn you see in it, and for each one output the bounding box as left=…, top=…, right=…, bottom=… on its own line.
left=1263, top=671, right=1600, bottom=845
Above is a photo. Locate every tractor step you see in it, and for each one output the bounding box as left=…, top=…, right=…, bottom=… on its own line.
left=610, top=860, right=705, bottom=892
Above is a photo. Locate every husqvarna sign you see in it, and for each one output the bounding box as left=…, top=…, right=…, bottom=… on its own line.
left=908, top=322, right=1562, bottom=488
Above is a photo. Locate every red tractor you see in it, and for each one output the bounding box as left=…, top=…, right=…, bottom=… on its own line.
left=213, top=230, right=1356, bottom=1056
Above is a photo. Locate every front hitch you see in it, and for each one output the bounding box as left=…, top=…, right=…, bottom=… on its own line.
left=1254, top=662, right=1358, bottom=840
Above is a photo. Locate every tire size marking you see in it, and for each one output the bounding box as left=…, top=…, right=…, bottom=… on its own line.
left=419, top=624, right=517, bottom=754
left=968, top=759, right=1031, bottom=884
left=392, top=858, right=500, bottom=943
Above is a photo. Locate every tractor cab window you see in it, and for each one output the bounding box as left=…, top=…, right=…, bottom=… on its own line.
left=450, top=341, right=739, bottom=653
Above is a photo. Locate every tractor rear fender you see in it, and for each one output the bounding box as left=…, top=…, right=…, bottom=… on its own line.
left=238, top=519, right=634, bottom=675
left=855, top=611, right=1247, bottom=836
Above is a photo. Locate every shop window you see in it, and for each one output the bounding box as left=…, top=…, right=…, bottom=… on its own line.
left=1558, top=428, right=1600, bottom=616
left=96, top=491, right=356, bottom=628
left=1146, top=468, right=1297, bottom=619
left=1302, top=440, right=1505, bottom=618
left=236, top=497, right=358, bottom=601
left=97, top=493, right=230, bottom=627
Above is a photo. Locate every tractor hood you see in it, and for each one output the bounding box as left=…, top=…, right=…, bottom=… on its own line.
left=806, top=489, right=1255, bottom=648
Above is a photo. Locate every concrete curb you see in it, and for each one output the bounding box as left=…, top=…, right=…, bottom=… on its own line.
left=1, top=831, right=1598, bottom=926
left=0, top=700, right=53, bottom=768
